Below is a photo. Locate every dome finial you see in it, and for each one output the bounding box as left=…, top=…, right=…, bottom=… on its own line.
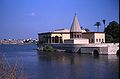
left=75, top=12, right=77, bottom=16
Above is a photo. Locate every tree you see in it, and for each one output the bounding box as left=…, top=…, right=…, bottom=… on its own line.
left=94, top=22, right=101, bottom=32
left=81, top=26, right=83, bottom=29
left=104, top=21, right=119, bottom=43
left=81, top=26, right=90, bottom=32
left=102, top=19, right=106, bottom=30
left=84, top=28, right=90, bottom=32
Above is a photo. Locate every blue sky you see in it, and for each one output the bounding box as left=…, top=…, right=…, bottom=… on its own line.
left=0, top=0, right=119, bottom=39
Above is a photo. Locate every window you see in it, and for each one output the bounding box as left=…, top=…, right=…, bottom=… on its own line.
left=99, top=39, right=101, bottom=42
left=77, top=35, right=79, bottom=38
left=74, top=35, right=76, bottom=38
left=96, top=39, right=98, bottom=42
left=102, top=39, right=104, bottom=43
left=92, top=39, right=94, bottom=42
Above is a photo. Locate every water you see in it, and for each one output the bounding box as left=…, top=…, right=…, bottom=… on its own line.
left=0, top=44, right=119, bottom=79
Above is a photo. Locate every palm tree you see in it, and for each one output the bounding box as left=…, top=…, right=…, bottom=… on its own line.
left=102, top=19, right=106, bottom=30
left=94, top=22, right=101, bottom=32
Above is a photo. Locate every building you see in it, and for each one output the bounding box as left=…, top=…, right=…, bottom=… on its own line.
left=38, top=14, right=119, bottom=54
left=38, top=14, right=105, bottom=44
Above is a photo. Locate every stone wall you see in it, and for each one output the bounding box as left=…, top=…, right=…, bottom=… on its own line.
left=50, top=43, right=119, bottom=54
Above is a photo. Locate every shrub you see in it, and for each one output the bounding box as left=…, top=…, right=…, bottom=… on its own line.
left=0, top=54, right=27, bottom=79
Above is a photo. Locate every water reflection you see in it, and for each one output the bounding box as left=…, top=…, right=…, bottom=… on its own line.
left=36, top=51, right=119, bottom=79
left=37, top=51, right=119, bottom=64
left=37, top=51, right=83, bottom=64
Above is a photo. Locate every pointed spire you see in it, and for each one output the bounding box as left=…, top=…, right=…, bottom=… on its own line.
left=70, top=13, right=81, bottom=32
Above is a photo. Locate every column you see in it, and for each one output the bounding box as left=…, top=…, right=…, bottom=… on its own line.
left=50, top=37, right=52, bottom=43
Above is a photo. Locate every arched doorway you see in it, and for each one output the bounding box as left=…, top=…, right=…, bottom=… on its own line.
left=93, top=49, right=99, bottom=55
left=55, top=36, right=59, bottom=43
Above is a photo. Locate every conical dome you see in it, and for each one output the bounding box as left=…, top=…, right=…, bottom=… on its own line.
left=70, top=14, right=82, bottom=32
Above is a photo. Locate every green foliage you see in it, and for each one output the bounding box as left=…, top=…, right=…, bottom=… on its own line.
left=105, top=34, right=114, bottom=42
left=104, top=21, right=119, bottom=43
left=38, top=36, right=48, bottom=44
left=37, top=44, right=56, bottom=52
left=102, top=19, right=106, bottom=25
left=102, top=19, right=106, bottom=29
left=43, top=45, right=54, bottom=52
left=84, top=28, right=90, bottom=32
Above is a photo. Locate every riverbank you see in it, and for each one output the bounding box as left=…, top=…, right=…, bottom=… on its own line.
left=37, top=44, right=65, bottom=52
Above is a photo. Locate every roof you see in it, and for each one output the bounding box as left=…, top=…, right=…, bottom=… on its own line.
left=38, top=31, right=105, bottom=35
left=70, top=14, right=82, bottom=32
left=53, top=29, right=70, bottom=32
left=38, top=31, right=70, bottom=35
left=82, top=32, right=105, bottom=34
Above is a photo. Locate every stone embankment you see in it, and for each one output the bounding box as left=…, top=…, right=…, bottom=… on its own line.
left=50, top=43, right=119, bottom=55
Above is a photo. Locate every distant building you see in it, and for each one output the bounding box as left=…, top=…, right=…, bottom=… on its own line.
left=38, top=14, right=105, bottom=44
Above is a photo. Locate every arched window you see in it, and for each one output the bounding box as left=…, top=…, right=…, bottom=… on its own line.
left=96, top=39, right=98, bottom=42
left=99, top=39, right=101, bottom=42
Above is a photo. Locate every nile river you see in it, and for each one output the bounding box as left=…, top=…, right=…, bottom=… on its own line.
left=0, top=44, right=119, bottom=79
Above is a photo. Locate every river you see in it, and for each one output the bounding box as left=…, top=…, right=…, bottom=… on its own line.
left=0, top=44, right=119, bottom=79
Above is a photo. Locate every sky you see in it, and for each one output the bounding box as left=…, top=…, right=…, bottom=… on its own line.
left=0, top=0, right=119, bottom=39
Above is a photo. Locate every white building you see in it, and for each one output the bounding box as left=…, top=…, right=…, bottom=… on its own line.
left=38, top=14, right=105, bottom=44
left=38, top=14, right=119, bottom=55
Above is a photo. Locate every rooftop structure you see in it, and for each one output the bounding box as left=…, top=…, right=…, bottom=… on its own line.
left=70, top=14, right=82, bottom=32
left=70, top=14, right=82, bottom=38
